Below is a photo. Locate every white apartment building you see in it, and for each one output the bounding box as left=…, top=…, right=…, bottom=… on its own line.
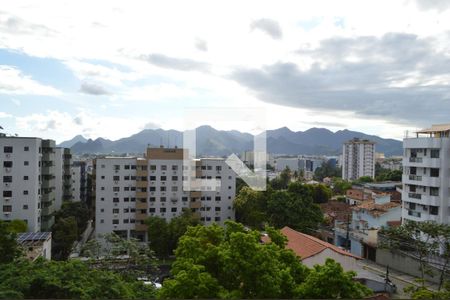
left=0, top=136, right=57, bottom=231
left=402, top=124, right=450, bottom=224
left=71, top=166, right=81, bottom=202
left=95, top=147, right=236, bottom=242
left=342, top=138, right=375, bottom=181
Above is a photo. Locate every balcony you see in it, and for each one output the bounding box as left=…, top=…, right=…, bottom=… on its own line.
left=136, top=169, right=148, bottom=177
left=41, top=180, right=53, bottom=189
left=135, top=191, right=146, bottom=198
left=41, top=166, right=54, bottom=175
left=190, top=191, right=201, bottom=198
left=135, top=212, right=148, bottom=221
left=136, top=180, right=148, bottom=188
left=189, top=201, right=201, bottom=209
left=409, top=157, right=423, bottom=163
left=136, top=201, right=148, bottom=209
left=408, top=192, right=422, bottom=199
left=409, top=174, right=422, bottom=181
left=135, top=223, right=148, bottom=231
left=403, top=157, right=440, bottom=168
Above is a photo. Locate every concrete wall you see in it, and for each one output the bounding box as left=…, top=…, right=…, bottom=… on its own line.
left=376, top=248, right=448, bottom=284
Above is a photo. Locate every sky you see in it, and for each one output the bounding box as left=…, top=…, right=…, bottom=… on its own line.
left=1, top=0, right=450, bottom=143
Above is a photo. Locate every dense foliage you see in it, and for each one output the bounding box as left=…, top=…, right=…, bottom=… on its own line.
left=307, top=184, right=332, bottom=204
left=234, top=182, right=323, bottom=233
left=52, top=202, right=90, bottom=260
left=314, top=159, right=341, bottom=181
left=146, top=209, right=201, bottom=258
left=158, top=221, right=371, bottom=299
left=0, top=221, right=23, bottom=264
left=0, top=259, right=156, bottom=299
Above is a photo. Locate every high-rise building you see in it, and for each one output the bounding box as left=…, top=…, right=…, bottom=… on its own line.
left=402, top=124, right=450, bottom=224
left=54, top=147, right=73, bottom=210
left=342, top=138, right=375, bottom=181
left=0, top=136, right=57, bottom=231
left=94, top=147, right=236, bottom=242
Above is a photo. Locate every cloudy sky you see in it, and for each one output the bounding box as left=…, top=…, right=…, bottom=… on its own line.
left=1, top=0, right=450, bottom=143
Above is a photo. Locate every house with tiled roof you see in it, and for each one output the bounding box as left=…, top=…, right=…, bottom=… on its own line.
left=335, top=193, right=401, bottom=261
left=262, top=226, right=362, bottom=272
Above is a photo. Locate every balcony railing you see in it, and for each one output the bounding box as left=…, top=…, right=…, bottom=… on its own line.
left=408, top=192, right=422, bottom=199
left=409, top=175, right=422, bottom=181
left=409, top=157, right=423, bottom=163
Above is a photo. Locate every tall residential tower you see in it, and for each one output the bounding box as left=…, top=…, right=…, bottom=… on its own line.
left=342, top=138, right=375, bottom=181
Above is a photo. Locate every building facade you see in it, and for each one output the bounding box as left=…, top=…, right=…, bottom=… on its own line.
left=342, top=138, right=376, bottom=181
left=402, top=124, right=450, bottom=224
left=54, top=147, right=73, bottom=211
left=95, top=147, right=236, bottom=242
left=0, top=136, right=57, bottom=231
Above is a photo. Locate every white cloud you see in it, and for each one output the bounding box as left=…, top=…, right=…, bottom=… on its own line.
left=0, top=65, right=61, bottom=95
left=0, top=112, right=13, bottom=118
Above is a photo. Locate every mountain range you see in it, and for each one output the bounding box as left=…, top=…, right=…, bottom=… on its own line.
left=60, top=126, right=403, bottom=157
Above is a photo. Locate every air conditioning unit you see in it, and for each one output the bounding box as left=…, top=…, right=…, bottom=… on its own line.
left=5, top=168, right=11, bottom=173
left=4, top=183, right=10, bottom=187
left=114, top=203, right=118, bottom=207
left=3, top=212, right=11, bottom=217
left=4, top=198, right=11, bottom=202
left=5, top=153, right=11, bottom=158
left=114, top=180, right=119, bottom=184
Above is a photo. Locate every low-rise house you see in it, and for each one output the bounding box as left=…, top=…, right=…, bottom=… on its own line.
left=16, top=232, right=52, bottom=260
left=335, top=194, right=401, bottom=261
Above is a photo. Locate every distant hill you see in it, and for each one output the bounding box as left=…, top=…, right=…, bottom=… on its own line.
left=62, top=126, right=402, bottom=156
left=58, top=135, right=87, bottom=148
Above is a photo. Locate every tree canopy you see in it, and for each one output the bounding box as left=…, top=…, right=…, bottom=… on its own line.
left=0, top=258, right=156, bottom=299
left=314, top=160, right=341, bottom=181
left=158, top=221, right=371, bottom=299
left=234, top=182, right=323, bottom=233
left=0, top=221, right=23, bottom=264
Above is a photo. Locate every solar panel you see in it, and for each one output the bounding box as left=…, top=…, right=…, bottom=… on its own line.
left=17, top=232, right=51, bottom=243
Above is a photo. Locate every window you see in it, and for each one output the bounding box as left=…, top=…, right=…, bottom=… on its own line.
left=149, top=197, right=156, bottom=202
left=215, top=217, right=221, bottom=222
left=171, top=207, right=177, bottom=212
left=131, top=165, right=136, bottom=170
left=160, top=197, right=166, bottom=202
left=171, top=186, right=178, bottom=192
left=113, top=176, right=120, bottom=181
left=150, top=186, right=156, bottom=191
left=124, top=219, right=129, bottom=224
left=130, top=197, right=136, bottom=202
left=113, top=187, right=120, bottom=192
left=207, top=166, right=212, bottom=170
left=101, top=175, right=105, bottom=179
left=23, top=190, right=28, bottom=195
left=3, top=161, right=12, bottom=168
left=172, top=165, right=178, bottom=170
left=409, top=202, right=416, bottom=210
left=3, top=191, right=12, bottom=197
left=113, top=198, right=119, bottom=203
left=150, top=176, right=156, bottom=181
left=182, top=196, right=188, bottom=202
left=3, top=205, right=12, bottom=212
left=23, top=205, right=28, bottom=209
left=3, top=146, right=13, bottom=153
left=24, top=146, right=29, bottom=151
left=101, top=187, right=105, bottom=190
left=161, top=176, right=167, bottom=181
left=160, top=186, right=166, bottom=192
left=124, top=208, right=129, bottom=213
left=100, top=219, right=104, bottom=223
left=430, top=187, right=439, bottom=196
left=124, top=165, right=130, bottom=170
left=431, top=149, right=440, bottom=158
left=216, top=166, right=222, bottom=171
left=215, top=196, right=221, bottom=201
left=149, top=208, right=155, bottom=213
left=430, top=168, right=440, bottom=177
left=114, top=165, right=120, bottom=170
left=100, top=208, right=104, bottom=212
left=101, top=197, right=105, bottom=201
left=430, top=206, right=439, bottom=215
left=131, top=176, right=136, bottom=180
left=113, top=208, right=119, bottom=214
left=130, top=219, right=135, bottom=223
left=3, top=176, right=12, bottom=183
left=215, top=207, right=221, bottom=211
left=160, top=207, right=166, bottom=213
left=172, top=176, right=178, bottom=181
left=23, top=176, right=28, bottom=180
left=124, top=176, right=130, bottom=180
left=161, top=165, right=167, bottom=171
left=150, top=165, right=156, bottom=170
left=112, top=219, right=119, bottom=224
left=124, top=187, right=130, bottom=191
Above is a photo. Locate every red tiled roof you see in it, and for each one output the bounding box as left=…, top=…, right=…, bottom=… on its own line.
left=263, top=226, right=361, bottom=260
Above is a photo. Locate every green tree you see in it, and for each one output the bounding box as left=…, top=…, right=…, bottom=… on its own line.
left=271, top=167, right=292, bottom=190
left=308, top=184, right=332, bottom=204
left=332, top=179, right=352, bottom=195
left=314, top=160, right=341, bottom=181
left=6, top=220, right=28, bottom=233
left=233, top=186, right=269, bottom=229
left=168, top=209, right=201, bottom=252
left=295, top=258, right=371, bottom=299
left=159, top=222, right=370, bottom=299
left=53, top=202, right=90, bottom=235
left=52, top=216, right=78, bottom=260
left=355, top=176, right=374, bottom=183
left=267, top=182, right=323, bottom=234
left=0, top=258, right=156, bottom=299
left=0, top=221, right=22, bottom=264
left=146, top=217, right=170, bottom=258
